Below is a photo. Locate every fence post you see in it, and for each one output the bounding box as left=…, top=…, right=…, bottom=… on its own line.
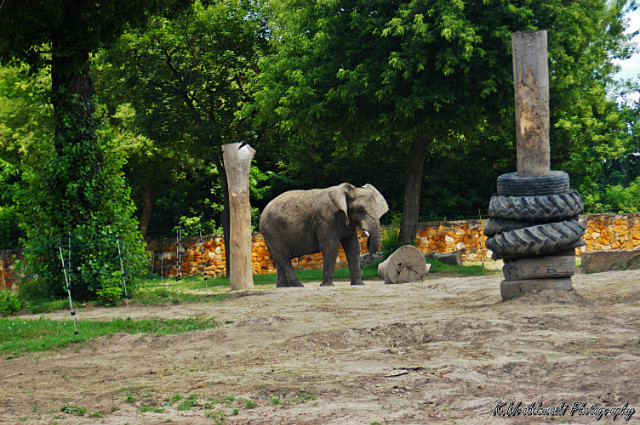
left=176, top=227, right=183, bottom=284
left=199, top=227, right=209, bottom=289
left=116, top=235, right=130, bottom=311
left=57, top=242, right=79, bottom=335
left=1, top=259, right=6, bottom=290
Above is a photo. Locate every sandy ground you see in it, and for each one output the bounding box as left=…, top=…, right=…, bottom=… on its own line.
left=2, top=269, right=640, bottom=425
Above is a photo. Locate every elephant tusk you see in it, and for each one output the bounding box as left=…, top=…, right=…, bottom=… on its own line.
left=364, top=230, right=370, bottom=237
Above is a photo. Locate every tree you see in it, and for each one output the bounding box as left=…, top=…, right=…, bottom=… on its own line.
left=251, top=0, right=634, bottom=243
left=0, top=1, right=189, bottom=299
left=95, top=0, right=268, bottom=271
left=0, top=64, right=52, bottom=248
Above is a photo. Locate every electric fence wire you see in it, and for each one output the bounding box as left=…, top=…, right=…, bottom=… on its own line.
left=1, top=227, right=224, bottom=307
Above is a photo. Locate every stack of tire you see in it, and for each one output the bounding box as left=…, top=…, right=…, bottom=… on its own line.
left=484, top=171, right=585, bottom=299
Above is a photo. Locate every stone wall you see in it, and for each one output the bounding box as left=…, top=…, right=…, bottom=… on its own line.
left=415, top=220, right=489, bottom=262
left=144, top=213, right=640, bottom=278
left=149, top=232, right=369, bottom=279
left=2, top=213, right=640, bottom=286
left=580, top=214, right=640, bottom=253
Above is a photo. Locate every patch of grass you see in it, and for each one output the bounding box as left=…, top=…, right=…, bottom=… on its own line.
left=140, top=406, right=164, bottom=413
left=23, top=298, right=70, bottom=315
left=177, top=400, right=195, bottom=411
left=133, top=287, right=237, bottom=305
left=141, top=274, right=274, bottom=291
left=0, top=317, right=216, bottom=357
left=221, top=396, right=235, bottom=406
left=60, top=405, right=89, bottom=416
left=286, top=392, right=317, bottom=404
left=425, top=258, right=499, bottom=276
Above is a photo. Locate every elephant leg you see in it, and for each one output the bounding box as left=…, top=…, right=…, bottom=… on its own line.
left=274, top=259, right=303, bottom=288
left=265, top=239, right=303, bottom=288
left=342, top=233, right=364, bottom=285
left=320, top=241, right=340, bottom=286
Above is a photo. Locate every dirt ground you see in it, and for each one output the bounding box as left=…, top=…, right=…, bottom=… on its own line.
left=2, top=268, right=640, bottom=425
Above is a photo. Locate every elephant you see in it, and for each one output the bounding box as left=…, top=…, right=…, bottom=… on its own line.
left=259, top=183, right=389, bottom=287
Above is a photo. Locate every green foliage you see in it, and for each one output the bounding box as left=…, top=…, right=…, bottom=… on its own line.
left=0, top=291, right=24, bottom=316
left=16, top=127, right=148, bottom=301
left=380, top=226, right=406, bottom=259
left=0, top=0, right=187, bottom=303
left=95, top=281, right=124, bottom=307
left=251, top=0, right=638, bottom=225
left=94, top=0, right=268, bottom=236
left=60, top=405, right=89, bottom=416
left=0, top=64, right=53, bottom=248
left=0, top=0, right=192, bottom=71
left=0, top=317, right=217, bottom=357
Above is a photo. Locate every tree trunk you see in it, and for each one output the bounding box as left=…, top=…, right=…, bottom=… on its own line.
left=222, top=143, right=255, bottom=290
left=50, top=3, right=99, bottom=225
left=213, top=155, right=231, bottom=277
left=399, top=137, right=431, bottom=244
left=51, top=3, right=96, bottom=153
left=139, top=180, right=152, bottom=237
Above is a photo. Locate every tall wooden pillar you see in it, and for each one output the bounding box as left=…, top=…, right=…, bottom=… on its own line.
left=512, top=30, right=550, bottom=176
left=486, top=30, right=584, bottom=300
left=222, top=143, right=255, bottom=290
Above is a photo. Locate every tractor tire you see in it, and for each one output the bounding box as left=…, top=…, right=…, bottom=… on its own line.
left=488, top=191, right=583, bottom=222
left=485, top=219, right=585, bottom=259
left=483, top=218, right=540, bottom=237
left=496, top=171, right=570, bottom=196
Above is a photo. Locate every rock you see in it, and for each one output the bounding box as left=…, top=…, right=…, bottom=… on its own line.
left=425, top=251, right=463, bottom=266
left=581, top=249, right=640, bottom=273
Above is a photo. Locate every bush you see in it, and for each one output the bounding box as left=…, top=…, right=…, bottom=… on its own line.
left=380, top=226, right=407, bottom=258
left=0, top=291, right=24, bottom=316
left=17, top=126, right=148, bottom=302
left=96, top=280, right=124, bottom=307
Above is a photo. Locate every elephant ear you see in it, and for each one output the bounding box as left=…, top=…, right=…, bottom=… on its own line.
left=362, top=184, right=389, bottom=219
left=329, top=183, right=355, bottom=226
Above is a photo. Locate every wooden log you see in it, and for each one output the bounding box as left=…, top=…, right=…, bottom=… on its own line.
left=512, top=30, right=550, bottom=176
left=503, top=254, right=575, bottom=280
left=501, top=278, right=573, bottom=300
left=378, top=245, right=430, bottom=284
left=425, top=251, right=462, bottom=266
left=222, top=143, right=255, bottom=290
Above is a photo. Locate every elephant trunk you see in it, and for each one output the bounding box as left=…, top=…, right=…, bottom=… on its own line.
left=363, top=216, right=382, bottom=254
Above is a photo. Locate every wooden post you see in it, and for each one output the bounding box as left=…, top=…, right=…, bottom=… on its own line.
left=512, top=30, right=550, bottom=176
left=222, top=143, right=255, bottom=290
